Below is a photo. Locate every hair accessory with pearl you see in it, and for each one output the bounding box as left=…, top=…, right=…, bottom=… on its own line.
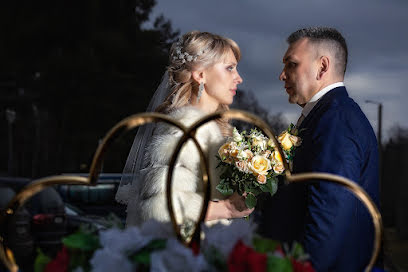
left=172, top=39, right=206, bottom=63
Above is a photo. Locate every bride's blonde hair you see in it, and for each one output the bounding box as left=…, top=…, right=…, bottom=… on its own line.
left=155, top=31, right=241, bottom=136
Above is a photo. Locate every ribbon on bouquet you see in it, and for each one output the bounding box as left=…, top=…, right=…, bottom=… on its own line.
left=0, top=110, right=382, bottom=272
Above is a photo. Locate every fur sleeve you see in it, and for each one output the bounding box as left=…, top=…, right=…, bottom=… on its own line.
left=125, top=106, right=226, bottom=226
left=126, top=164, right=204, bottom=225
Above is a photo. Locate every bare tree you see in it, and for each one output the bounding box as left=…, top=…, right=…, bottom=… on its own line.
left=388, top=125, right=408, bottom=143
left=230, top=89, right=288, bottom=135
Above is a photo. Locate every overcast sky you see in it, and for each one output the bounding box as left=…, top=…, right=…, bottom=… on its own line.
left=146, top=0, right=408, bottom=141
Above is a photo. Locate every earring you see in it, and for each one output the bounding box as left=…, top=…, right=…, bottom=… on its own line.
left=197, top=82, right=204, bottom=103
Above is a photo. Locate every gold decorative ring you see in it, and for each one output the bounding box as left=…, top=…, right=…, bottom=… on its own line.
left=0, top=112, right=198, bottom=271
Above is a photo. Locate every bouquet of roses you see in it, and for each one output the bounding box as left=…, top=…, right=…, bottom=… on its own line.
left=216, top=124, right=301, bottom=208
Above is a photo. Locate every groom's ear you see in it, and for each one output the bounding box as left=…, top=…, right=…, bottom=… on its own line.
left=317, top=56, right=330, bottom=80
left=192, top=70, right=205, bottom=84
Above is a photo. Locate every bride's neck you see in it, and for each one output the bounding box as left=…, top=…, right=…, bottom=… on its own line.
left=191, top=92, right=219, bottom=114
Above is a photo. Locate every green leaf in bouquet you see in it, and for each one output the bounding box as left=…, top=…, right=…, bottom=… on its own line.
left=253, top=187, right=263, bottom=195
left=34, top=248, right=52, bottom=272
left=259, top=183, right=270, bottom=193
left=238, top=181, right=246, bottom=195
left=288, top=123, right=296, bottom=134
left=266, top=178, right=278, bottom=196
left=245, top=193, right=257, bottom=209
left=252, top=236, right=279, bottom=253
left=62, top=231, right=100, bottom=251
left=130, top=239, right=167, bottom=265
left=267, top=255, right=293, bottom=272
left=246, top=185, right=262, bottom=196
left=216, top=182, right=234, bottom=196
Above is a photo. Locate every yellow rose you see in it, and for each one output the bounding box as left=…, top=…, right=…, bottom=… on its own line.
left=271, top=151, right=283, bottom=164
left=278, top=131, right=293, bottom=151
left=273, top=163, right=285, bottom=174
left=250, top=155, right=272, bottom=176
left=257, top=174, right=267, bottom=184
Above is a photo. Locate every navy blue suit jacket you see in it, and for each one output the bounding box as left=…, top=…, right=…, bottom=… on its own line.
left=257, top=87, right=379, bottom=271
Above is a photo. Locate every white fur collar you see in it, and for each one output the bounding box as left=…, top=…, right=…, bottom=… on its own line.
left=167, top=106, right=208, bottom=127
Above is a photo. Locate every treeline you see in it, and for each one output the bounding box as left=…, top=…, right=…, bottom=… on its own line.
left=0, top=0, right=179, bottom=177
left=381, top=126, right=408, bottom=239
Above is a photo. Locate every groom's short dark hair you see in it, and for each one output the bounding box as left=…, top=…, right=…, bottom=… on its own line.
left=287, top=27, right=348, bottom=75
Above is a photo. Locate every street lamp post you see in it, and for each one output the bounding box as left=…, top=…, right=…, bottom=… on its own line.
left=6, top=109, right=16, bottom=176
left=365, top=100, right=383, bottom=201
left=365, top=100, right=383, bottom=151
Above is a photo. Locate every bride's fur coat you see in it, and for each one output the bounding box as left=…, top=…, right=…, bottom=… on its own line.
left=126, top=106, right=226, bottom=226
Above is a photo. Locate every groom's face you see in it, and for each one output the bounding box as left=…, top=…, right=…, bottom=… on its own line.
left=280, top=38, right=319, bottom=106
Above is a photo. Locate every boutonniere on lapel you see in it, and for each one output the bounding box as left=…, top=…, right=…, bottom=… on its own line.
left=277, top=124, right=303, bottom=171
left=278, top=124, right=302, bottom=157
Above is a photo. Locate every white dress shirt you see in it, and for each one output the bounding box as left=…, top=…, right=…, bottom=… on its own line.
left=296, top=82, right=345, bottom=127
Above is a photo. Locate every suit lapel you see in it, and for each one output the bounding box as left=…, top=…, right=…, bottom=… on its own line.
left=298, top=86, right=348, bottom=131
left=294, top=87, right=348, bottom=173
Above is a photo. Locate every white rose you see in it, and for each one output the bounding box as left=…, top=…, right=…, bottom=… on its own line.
left=257, top=174, right=267, bottom=184
left=273, top=163, right=285, bottom=174
left=235, top=160, right=250, bottom=173
left=268, top=138, right=276, bottom=148
left=261, top=150, right=272, bottom=159
left=232, top=127, right=243, bottom=142
left=237, top=150, right=248, bottom=160
left=289, top=135, right=302, bottom=147
left=252, top=135, right=267, bottom=151
left=244, top=149, right=254, bottom=160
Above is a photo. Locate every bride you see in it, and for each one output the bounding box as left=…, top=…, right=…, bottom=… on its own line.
left=116, top=31, right=254, bottom=226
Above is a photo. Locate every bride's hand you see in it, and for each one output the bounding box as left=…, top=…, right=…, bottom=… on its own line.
left=224, top=192, right=254, bottom=218
left=205, top=192, right=254, bottom=221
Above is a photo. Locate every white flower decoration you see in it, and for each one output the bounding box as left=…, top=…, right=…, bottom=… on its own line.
left=232, top=127, right=243, bottom=142
left=150, top=238, right=208, bottom=272
left=201, top=219, right=256, bottom=257
left=90, top=248, right=133, bottom=272
left=98, top=227, right=152, bottom=253
left=172, top=39, right=206, bottom=64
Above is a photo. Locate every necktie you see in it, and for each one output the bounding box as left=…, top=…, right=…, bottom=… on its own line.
left=296, top=113, right=305, bottom=128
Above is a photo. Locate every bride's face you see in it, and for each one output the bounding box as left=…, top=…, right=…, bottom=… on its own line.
left=202, top=49, right=243, bottom=105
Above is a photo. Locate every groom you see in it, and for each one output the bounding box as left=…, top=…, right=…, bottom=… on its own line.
left=258, top=27, right=380, bottom=271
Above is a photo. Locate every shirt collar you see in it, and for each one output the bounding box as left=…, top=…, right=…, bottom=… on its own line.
left=301, top=82, right=344, bottom=117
